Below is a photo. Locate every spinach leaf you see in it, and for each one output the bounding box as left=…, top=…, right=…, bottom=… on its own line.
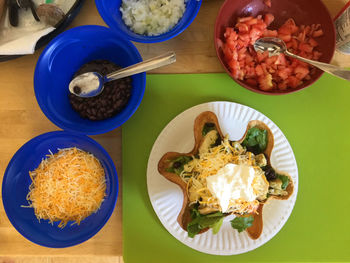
left=187, top=206, right=225, bottom=238
left=242, top=127, right=268, bottom=154
left=187, top=221, right=201, bottom=238
left=230, top=216, right=254, bottom=233
left=202, top=123, right=216, bottom=136
left=277, top=174, right=290, bottom=190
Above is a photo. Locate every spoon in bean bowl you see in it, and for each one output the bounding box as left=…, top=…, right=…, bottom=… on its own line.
left=69, top=51, right=176, bottom=98
left=254, top=37, right=350, bottom=81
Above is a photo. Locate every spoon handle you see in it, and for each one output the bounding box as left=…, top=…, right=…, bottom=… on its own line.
left=105, top=51, right=176, bottom=82
left=285, top=50, right=350, bottom=81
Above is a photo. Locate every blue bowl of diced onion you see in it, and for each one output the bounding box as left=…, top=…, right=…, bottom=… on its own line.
left=95, top=0, right=202, bottom=43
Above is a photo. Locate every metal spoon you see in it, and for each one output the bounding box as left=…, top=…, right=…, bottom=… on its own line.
left=69, top=51, right=176, bottom=98
left=254, top=37, right=350, bottom=81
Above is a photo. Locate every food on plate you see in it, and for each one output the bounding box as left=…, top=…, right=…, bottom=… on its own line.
left=68, top=60, right=132, bottom=121
left=120, top=0, right=186, bottom=36
left=220, top=13, right=324, bottom=91
left=158, top=111, right=294, bottom=239
left=23, top=147, right=106, bottom=228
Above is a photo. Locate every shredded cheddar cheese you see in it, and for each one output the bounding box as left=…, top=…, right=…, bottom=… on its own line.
left=24, top=147, right=106, bottom=228
left=180, top=133, right=268, bottom=215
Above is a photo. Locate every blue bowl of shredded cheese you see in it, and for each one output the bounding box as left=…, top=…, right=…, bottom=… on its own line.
left=2, top=131, right=118, bottom=248
left=95, top=0, right=202, bottom=43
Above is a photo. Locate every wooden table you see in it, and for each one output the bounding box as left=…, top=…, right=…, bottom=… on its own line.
left=0, top=0, right=349, bottom=262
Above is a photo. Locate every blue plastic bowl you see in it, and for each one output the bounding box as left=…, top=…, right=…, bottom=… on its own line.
left=34, top=25, right=146, bottom=135
left=95, top=0, right=202, bottom=43
left=2, top=131, right=118, bottom=248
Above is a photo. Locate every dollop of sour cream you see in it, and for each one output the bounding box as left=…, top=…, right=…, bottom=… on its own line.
left=69, top=72, right=100, bottom=95
left=206, top=163, right=257, bottom=213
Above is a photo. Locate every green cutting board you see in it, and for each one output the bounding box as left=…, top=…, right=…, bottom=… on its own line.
left=122, top=73, right=350, bottom=263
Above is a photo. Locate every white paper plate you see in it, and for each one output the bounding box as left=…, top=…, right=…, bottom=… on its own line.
left=146, top=101, right=298, bottom=255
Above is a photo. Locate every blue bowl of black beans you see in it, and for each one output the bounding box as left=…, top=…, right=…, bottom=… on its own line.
left=34, top=25, right=146, bottom=135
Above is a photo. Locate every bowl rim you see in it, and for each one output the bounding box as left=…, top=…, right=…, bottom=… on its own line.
left=1, top=130, right=119, bottom=248
left=34, top=25, right=146, bottom=135
left=213, top=0, right=336, bottom=95
left=95, top=0, right=202, bottom=43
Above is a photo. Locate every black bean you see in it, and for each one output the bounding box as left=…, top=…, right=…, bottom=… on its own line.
left=262, top=165, right=277, bottom=181
left=173, top=162, right=181, bottom=168
left=73, top=86, right=81, bottom=94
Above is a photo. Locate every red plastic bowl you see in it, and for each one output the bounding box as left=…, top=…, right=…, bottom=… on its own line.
left=214, top=0, right=336, bottom=95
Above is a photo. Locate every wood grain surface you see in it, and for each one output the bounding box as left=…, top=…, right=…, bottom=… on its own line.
left=0, top=0, right=349, bottom=262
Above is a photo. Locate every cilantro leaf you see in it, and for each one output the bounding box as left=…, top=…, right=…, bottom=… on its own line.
left=230, top=216, right=254, bottom=233
left=277, top=174, right=290, bottom=190
left=242, top=127, right=268, bottom=154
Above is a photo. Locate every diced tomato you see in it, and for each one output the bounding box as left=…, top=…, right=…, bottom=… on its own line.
left=261, top=63, right=268, bottom=74
left=294, top=66, right=309, bottom=79
left=224, top=27, right=235, bottom=38
left=277, top=67, right=292, bottom=80
left=278, top=26, right=291, bottom=35
left=236, top=39, right=246, bottom=49
left=308, top=38, right=318, bottom=47
left=245, top=54, right=254, bottom=64
left=283, top=18, right=298, bottom=33
left=275, top=53, right=287, bottom=66
left=264, top=0, right=272, bottom=7
left=312, top=29, right=324, bottom=37
left=297, top=31, right=306, bottom=42
left=286, top=42, right=293, bottom=49
left=236, top=23, right=249, bottom=33
left=256, top=51, right=269, bottom=62
left=291, top=38, right=298, bottom=50
left=304, top=25, right=311, bottom=35
left=265, top=55, right=278, bottom=65
left=239, top=33, right=250, bottom=42
left=249, top=27, right=263, bottom=44
left=299, top=43, right=313, bottom=53
left=264, top=14, right=274, bottom=26
left=278, top=34, right=292, bottom=42
left=225, top=38, right=236, bottom=50
left=287, top=76, right=301, bottom=88
left=253, top=23, right=267, bottom=31
left=278, top=80, right=288, bottom=90
left=238, top=52, right=246, bottom=60
left=313, top=51, right=322, bottom=60
left=263, top=29, right=278, bottom=37
left=255, top=65, right=264, bottom=76
left=223, top=46, right=233, bottom=61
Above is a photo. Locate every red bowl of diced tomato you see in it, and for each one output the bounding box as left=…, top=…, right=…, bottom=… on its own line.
left=214, top=0, right=335, bottom=95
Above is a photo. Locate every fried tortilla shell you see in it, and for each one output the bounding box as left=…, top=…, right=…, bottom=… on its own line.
left=158, top=111, right=294, bottom=239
